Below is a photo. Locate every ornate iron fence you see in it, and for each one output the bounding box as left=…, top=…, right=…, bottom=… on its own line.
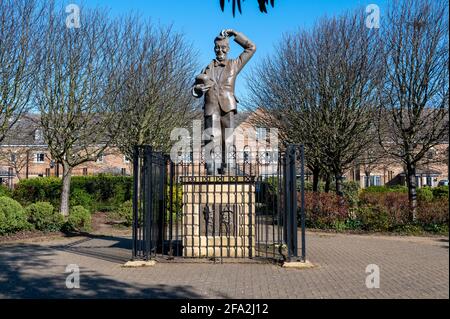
left=132, top=145, right=306, bottom=262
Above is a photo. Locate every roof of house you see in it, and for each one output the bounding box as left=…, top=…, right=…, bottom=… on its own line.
left=399, top=168, right=442, bottom=176
left=0, top=114, right=45, bottom=147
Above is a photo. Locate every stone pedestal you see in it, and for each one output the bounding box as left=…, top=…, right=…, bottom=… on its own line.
left=181, top=178, right=255, bottom=258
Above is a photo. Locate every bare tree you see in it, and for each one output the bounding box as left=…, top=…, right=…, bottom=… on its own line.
left=378, top=0, right=449, bottom=220
left=114, top=20, right=199, bottom=159
left=246, top=28, right=328, bottom=192
left=357, top=140, right=394, bottom=188
left=247, top=11, right=383, bottom=195
left=34, top=4, right=124, bottom=216
left=0, top=146, right=36, bottom=181
left=0, top=0, right=41, bottom=143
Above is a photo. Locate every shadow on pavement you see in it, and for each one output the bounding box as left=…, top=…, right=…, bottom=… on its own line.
left=0, top=239, right=202, bottom=299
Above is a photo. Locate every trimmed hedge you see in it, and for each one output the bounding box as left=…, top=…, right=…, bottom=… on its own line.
left=13, top=175, right=133, bottom=212
left=0, top=196, right=31, bottom=235
left=362, top=185, right=408, bottom=193
left=71, top=175, right=132, bottom=211
left=13, top=177, right=62, bottom=207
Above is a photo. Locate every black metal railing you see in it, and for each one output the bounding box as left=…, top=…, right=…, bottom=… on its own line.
left=132, top=145, right=306, bottom=262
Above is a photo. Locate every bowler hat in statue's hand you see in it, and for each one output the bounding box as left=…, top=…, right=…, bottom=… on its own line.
left=195, top=74, right=214, bottom=91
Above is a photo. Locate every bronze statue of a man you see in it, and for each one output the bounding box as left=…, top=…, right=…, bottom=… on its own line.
left=193, top=29, right=256, bottom=175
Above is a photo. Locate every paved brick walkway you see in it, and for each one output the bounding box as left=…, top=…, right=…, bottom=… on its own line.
left=0, top=232, right=448, bottom=298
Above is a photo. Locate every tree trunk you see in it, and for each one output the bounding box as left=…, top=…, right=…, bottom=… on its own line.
left=365, top=171, right=370, bottom=188
left=405, top=163, right=417, bottom=222
left=312, top=167, right=320, bottom=192
left=335, top=173, right=344, bottom=197
left=324, top=174, right=331, bottom=193
left=60, top=163, right=73, bottom=217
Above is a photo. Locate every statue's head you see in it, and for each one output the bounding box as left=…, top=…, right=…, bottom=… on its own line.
left=214, top=35, right=230, bottom=62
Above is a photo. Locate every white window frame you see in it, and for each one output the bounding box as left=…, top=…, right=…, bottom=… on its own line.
left=35, top=153, right=45, bottom=164
left=364, top=175, right=381, bottom=187
left=96, top=153, right=104, bottom=163
left=34, top=129, right=44, bottom=142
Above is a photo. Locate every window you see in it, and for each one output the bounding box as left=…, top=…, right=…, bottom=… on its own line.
left=34, top=129, right=44, bottom=142
left=372, top=176, right=381, bottom=186
left=83, top=168, right=88, bottom=176
left=123, top=156, right=130, bottom=164
left=96, top=154, right=104, bottom=163
left=121, top=168, right=126, bottom=175
left=10, top=153, right=16, bottom=163
left=35, top=153, right=45, bottom=163
left=426, top=176, right=433, bottom=187
left=45, top=168, right=50, bottom=177
left=364, top=175, right=381, bottom=187
left=256, top=128, right=266, bottom=141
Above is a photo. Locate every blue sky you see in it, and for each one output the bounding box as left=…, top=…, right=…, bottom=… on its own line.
left=80, top=0, right=388, bottom=100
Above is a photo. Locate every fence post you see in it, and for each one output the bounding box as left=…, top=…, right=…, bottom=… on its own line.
left=287, top=145, right=298, bottom=260
left=144, top=146, right=153, bottom=260
left=300, top=144, right=306, bottom=262
left=283, top=151, right=290, bottom=259
left=132, top=146, right=139, bottom=260
left=168, top=159, right=174, bottom=257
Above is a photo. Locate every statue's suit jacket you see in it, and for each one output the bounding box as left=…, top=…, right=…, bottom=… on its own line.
left=193, top=32, right=256, bottom=116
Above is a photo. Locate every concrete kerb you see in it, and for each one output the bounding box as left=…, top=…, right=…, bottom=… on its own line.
left=123, top=260, right=157, bottom=268
left=282, top=260, right=316, bottom=269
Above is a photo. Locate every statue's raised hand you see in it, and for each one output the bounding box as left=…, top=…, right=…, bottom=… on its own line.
left=220, top=29, right=237, bottom=38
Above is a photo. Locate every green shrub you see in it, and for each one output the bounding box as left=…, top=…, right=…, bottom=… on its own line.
left=388, top=185, right=409, bottom=193
left=112, top=200, right=133, bottom=226
left=363, top=185, right=408, bottom=193
left=359, top=192, right=410, bottom=225
left=302, top=181, right=325, bottom=192
left=13, top=177, right=62, bottom=207
left=301, top=192, right=349, bottom=229
left=417, top=187, right=434, bottom=202
left=65, top=206, right=91, bottom=232
left=26, top=202, right=63, bottom=232
left=13, top=175, right=133, bottom=213
left=71, top=175, right=132, bottom=211
left=337, top=181, right=360, bottom=207
left=300, top=181, right=359, bottom=207
left=166, top=183, right=182, bottom=222
left=421, top=223, right=448, bottom=235
left=355, top=205, right=391, bottom=232
left=417, top=198, right=449, bottom=224
left=432, top=186, right=449, bottom=199
left=0, top=184, right=12, bottom=197
left=332, top=220, right=348, bottom=231
left=0, top=196, right=31, bottom=235
left=70, top=189, right=93, bottom=211
left=343, top=217, right=363, bottom=230
left=392, top=224, right=424, bottom=235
